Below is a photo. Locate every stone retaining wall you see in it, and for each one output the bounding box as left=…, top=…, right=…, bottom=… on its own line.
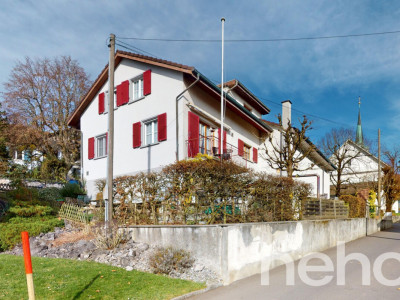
left=124, top=218, right=390, bottom=285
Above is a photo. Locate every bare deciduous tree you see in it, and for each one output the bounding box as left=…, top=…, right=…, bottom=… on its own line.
left=3, top=56, right=91, bottom=176
left=263, top=115, right=315, bottom=178
left=319, top=128, right=362, bottom=197
left=382, top=149, right=400, bottom=212
left=319, top=128, right=378, bottom=197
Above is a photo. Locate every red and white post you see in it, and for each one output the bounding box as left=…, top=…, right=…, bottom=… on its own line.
left=21, top=231, right=35, bottom=300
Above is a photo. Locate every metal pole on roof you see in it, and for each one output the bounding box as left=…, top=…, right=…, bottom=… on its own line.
left=220, top=18, right=225, bottom=162
left=106, top=33, right=115, bottom=224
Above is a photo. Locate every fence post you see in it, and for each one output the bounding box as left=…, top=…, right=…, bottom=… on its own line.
left=21, top=231, right=35, bottom=300
left=319, top=198, right=322, bottom=219
left=334, top=200, right=337, bottom=219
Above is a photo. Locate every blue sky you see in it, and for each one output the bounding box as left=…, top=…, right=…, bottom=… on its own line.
left=1, top=0, right=400, bottom=150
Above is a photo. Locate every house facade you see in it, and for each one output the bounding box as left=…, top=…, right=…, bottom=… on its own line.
left=68, top=51, right=334, bottom=200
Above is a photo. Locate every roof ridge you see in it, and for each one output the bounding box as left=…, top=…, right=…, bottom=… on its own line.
left=116, top=50, right=194, bottom=71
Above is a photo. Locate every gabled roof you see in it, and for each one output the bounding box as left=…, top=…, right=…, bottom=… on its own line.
left=67, top=51, right=273, bottom=134
left=219, top=79, right=271, bottom=115
left=342, top=139, right=389, bottom=167
left=261, top=119, right=336, bottom=172
left=68, top=51, right=195, bottom=128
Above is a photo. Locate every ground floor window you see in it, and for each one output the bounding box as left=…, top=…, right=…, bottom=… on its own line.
left=199, top=123, right=214, bottom=154
left=96, top=134, right=107, bottom=158
left=244, top=144, right=251, bottom=161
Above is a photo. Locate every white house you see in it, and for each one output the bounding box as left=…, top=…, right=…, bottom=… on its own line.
left=68, top=51, right=334, bottom=200
left=332, top=139, right=381, bottom=185
left=12, top=149, right=43, bottom=170
left=329, top=100, right=396, bottom=212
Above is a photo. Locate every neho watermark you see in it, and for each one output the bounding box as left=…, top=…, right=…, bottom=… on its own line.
left=261, top=241, right=400, bottom=287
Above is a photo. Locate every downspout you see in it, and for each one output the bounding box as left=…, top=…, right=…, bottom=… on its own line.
left=176, top=73, right=200, bottom=161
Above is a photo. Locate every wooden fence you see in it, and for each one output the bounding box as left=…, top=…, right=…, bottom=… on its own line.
left=59, top=203, right=89, bottom=224
left=303, top=199, right=349, bottom=220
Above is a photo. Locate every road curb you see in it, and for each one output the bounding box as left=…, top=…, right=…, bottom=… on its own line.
left=171, top=284, right=221, bottom=300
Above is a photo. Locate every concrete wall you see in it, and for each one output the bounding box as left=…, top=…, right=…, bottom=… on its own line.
left=125, top=218, right=389, bottom=285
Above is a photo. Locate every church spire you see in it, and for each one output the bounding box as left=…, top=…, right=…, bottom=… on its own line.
left=355, top=96, right=364, bottom=146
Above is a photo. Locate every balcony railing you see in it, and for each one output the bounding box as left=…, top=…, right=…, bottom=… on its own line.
left=186, top=135, right=250, bottom=168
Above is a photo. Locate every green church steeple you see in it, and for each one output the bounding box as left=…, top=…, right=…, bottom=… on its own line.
left=355, top=96, right=364, bottom=146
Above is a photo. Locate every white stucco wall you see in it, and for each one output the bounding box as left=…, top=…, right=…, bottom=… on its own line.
left=81, top=59, right=186, bottom=199
left=80, top=58, right=332, bottom=200
left=332, top=142, right=380, bottom=184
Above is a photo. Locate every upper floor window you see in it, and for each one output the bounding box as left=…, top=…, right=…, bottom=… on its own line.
left=144, top=118, right=158, bottom=146
left=132, top=77, right=144, bottom=101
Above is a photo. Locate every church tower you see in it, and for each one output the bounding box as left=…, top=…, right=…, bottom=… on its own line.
left=355, top=96, right=365, bottom=148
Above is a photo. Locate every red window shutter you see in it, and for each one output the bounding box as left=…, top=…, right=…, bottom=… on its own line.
left=132, top=122, right=141, bottom=148
left=88, top=137, right=95, bottom=159
left=116, top=83, right=122, bottom=107
left=158, top=113, right=167, bottom=142
left=253, top=147, right=258, bottom=163
left=121, top=80, right=130, bottom=105
left=98, top=92, right=105, bottom=114
left=238, top=139, right=244, bottom=157
left=143, top=69, right=151, bottom=96
left=218, top=129, right=227, bottom=154
left=188, top=111, right=199, bottom=158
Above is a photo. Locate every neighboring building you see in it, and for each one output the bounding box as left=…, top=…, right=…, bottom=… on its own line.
left=12, top=149, right=43, bottom=170
left=329, top=98, right=394, bottom=211
left=262, top=103, right=335, bottom=199
left=68, top=51, right=334, bottom=200
left=330, top=98, right=384, bottom=192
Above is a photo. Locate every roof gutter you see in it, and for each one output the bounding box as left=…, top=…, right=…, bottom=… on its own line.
left=176, top=72, right=200, bottom=161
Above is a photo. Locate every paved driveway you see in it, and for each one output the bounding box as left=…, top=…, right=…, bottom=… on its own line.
left=191, top=223, right=400, bottom=300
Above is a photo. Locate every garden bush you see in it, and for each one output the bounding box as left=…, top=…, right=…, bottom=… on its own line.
left=107, top=158, right=312, bottom=225
left=150, top=247, right=194, bottom=275
left=0, top=216, right=64, bottom=251
left=60, top=183, right=85, bottom=198
left=9, top=205, right=53, bottom=217
left=38, top=187, right=62, bottom=202
left=340, top=194, right=366, bottom=218
left=0, top=185, right=64, bottom=252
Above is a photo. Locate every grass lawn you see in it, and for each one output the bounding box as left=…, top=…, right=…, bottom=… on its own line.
left=0, top=254, right=205, bottom=300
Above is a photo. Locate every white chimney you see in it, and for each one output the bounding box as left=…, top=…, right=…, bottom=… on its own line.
left=281, top=100, right=292, bottom=129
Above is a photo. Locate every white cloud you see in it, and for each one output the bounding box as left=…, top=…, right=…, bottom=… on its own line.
left=1, top=0, right=400, bottom=147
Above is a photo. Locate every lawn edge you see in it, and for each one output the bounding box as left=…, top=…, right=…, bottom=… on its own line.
left=171, top=284, right=222, bottom=300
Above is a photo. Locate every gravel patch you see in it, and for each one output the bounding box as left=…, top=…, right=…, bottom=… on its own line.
left=5, top=226, right=221, bottom=286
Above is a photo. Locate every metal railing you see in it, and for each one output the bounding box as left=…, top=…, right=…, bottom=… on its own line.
left=186, top=136, right=250, bottom=167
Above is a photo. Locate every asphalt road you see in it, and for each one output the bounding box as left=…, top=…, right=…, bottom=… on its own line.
left=191, top=223, right=400, bottom=300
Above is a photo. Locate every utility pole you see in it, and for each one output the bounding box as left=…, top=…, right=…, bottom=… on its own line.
left=377, top=128, right=381, bottom=217
left=106, top=33, right=115, bottom=224
left=220, top=18, right=225, bottom=161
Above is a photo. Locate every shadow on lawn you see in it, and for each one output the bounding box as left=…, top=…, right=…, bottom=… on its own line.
left=72, top=274, right=100, bottom=299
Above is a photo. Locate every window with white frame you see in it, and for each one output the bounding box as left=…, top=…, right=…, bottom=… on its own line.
left=132, top=77, right=144, bottom=100
left=199, top=122, right=214, bottom=155
left=244, top=144, right=251, bottom=161
left=144, top=118, right=158, bottom=146
left=96, top=134, right=107, bottom=158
